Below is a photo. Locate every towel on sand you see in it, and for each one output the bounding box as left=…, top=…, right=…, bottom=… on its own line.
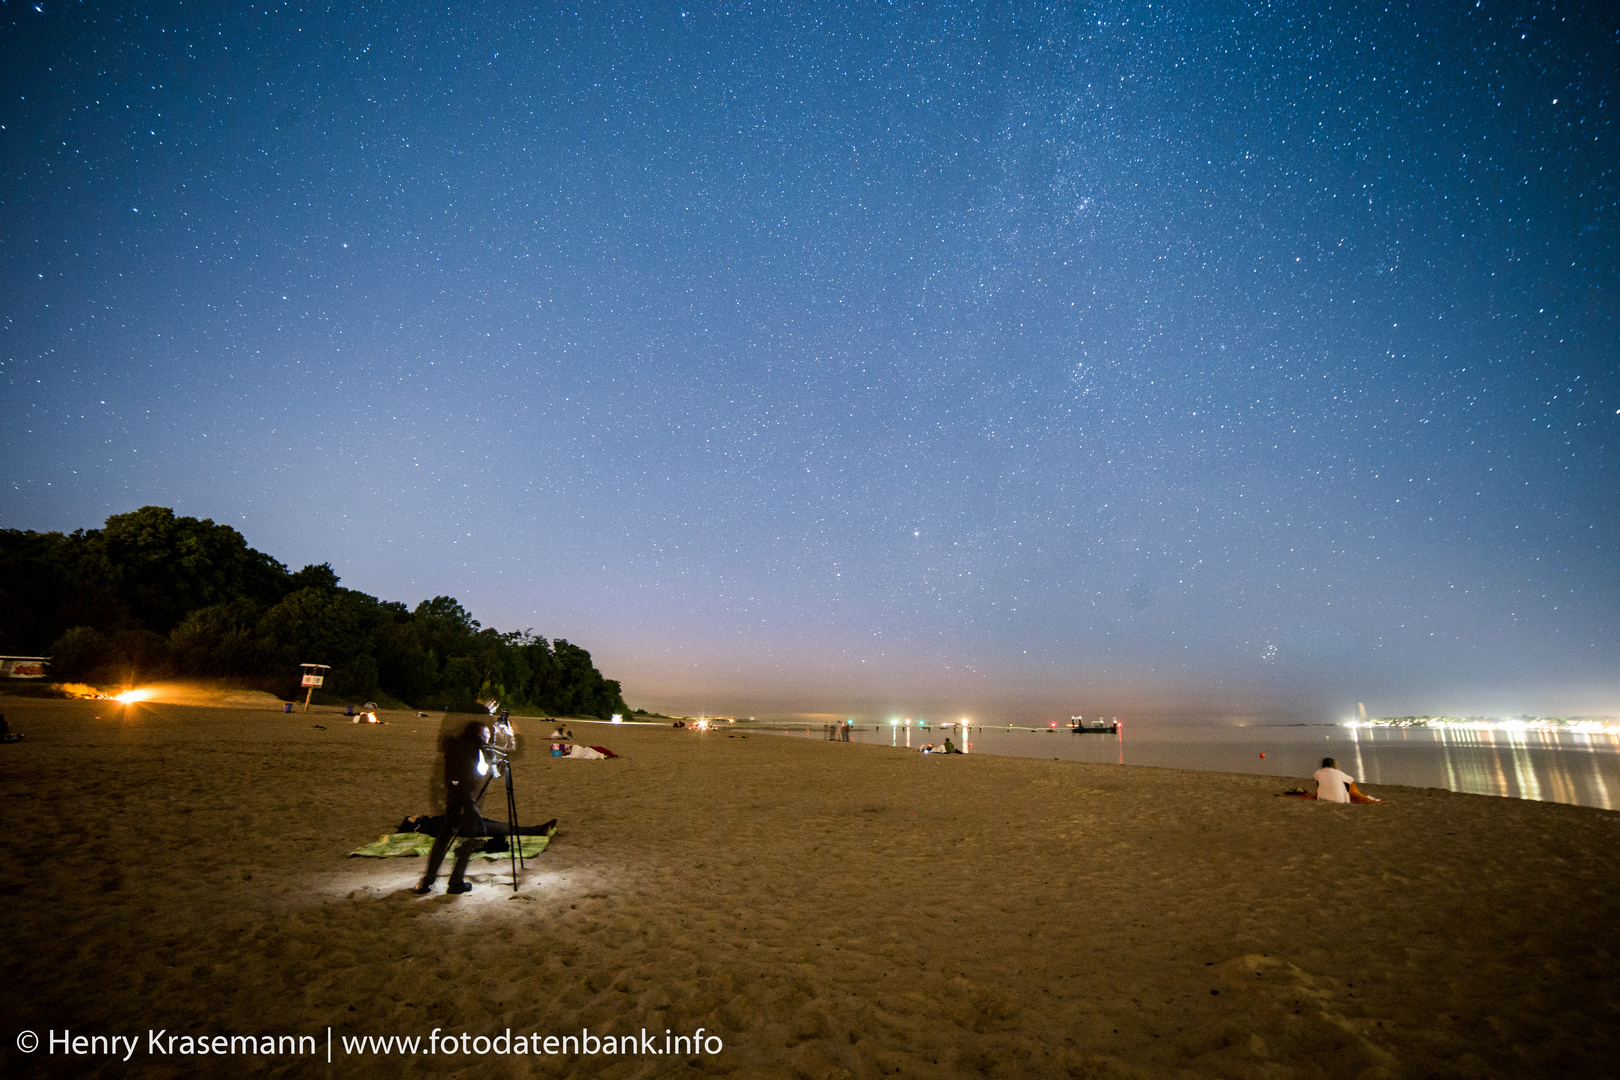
left=558, top=744, right=618, bottom=759
left=349, top=823, right=556, bottom=859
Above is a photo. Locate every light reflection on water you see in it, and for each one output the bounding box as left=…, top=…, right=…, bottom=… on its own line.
left=1343, top=724, right=1620, bottom=810
left=814, top=723, right=1620, bottom=810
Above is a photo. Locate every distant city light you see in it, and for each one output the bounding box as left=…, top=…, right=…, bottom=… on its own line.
left=1348, top=716, right=1620, bottom=735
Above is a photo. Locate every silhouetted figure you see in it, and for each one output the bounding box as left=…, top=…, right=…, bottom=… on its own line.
left=413, top=719, right=494, bottom=894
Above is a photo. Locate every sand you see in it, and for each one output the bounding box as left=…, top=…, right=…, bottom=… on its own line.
left=1, top=696, right=1616, bottom=1079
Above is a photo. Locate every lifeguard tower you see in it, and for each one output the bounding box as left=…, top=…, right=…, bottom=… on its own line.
left=299, top=663, right=331, bottom=712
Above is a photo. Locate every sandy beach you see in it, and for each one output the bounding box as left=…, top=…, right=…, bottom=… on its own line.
left=2, top=696, right=1616, bottom=1079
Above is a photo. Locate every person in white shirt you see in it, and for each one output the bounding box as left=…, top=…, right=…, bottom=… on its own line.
left=1313, top=757, right=1382, bottom=803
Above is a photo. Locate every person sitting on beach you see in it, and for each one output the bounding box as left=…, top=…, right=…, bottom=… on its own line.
left=1313, top=757, right=1383, bottom=804
left=941, top=737, right=962, bottom=754
left=413, top=718, right=496, bottom=895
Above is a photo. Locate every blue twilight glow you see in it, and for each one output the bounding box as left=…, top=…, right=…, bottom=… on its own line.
left=1, top=2, right=1615, bottom=721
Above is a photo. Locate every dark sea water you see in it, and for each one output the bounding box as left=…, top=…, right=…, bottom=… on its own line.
left=780, top=722, right=1620, bottom=811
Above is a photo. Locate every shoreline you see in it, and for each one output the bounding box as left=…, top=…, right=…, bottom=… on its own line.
left=750, top=719, right=1620, bottom=812
left=2, top=696, right=1615, bottom=1078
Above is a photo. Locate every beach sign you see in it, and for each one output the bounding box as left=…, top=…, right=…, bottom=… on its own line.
left=298, top=663, right=331, bottom=712
left=1, top=656, right=49, bottom=679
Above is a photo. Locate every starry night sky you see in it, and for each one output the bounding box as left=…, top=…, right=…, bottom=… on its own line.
left=3, top=1, right=1616, bottom=722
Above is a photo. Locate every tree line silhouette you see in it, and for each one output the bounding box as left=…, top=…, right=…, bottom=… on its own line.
left=0, top=507, right=631, bottom=716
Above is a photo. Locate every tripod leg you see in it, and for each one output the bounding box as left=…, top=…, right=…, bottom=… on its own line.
left=504, top=768, right=521, bottom=890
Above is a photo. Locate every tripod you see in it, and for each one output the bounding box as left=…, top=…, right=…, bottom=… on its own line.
left=479, top=715, right=525, bottom=892
left=499, top=747, right=523, bottom=891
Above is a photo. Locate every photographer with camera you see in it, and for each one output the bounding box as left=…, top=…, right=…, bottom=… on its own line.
left=413, top=716, right=496, bottom=895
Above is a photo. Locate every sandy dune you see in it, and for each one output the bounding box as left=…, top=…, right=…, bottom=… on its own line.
left=1, top=697, right=1615, bottom=1078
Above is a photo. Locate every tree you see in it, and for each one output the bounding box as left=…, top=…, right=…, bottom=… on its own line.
left=372, top=616, right=438, bottom=704
left=0, top=528, right=126, bottom=651
left=12, top=508, right=636, bottom=714
left=546, top=639, right=630, bottom=719
left=288, top=563, right=340, bottom=591
left=413, top=596, right=480, bottom=658
left=47, top=626, right=112, bottom=682
left=99, top=507, right=290, bottom=633
left=169, top=599, right=267, bottom=676
left=256, top=587, right=373, bottom=697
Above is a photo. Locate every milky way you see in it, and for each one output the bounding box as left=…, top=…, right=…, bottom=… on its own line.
left=2, top=2, right=1615, bottom=721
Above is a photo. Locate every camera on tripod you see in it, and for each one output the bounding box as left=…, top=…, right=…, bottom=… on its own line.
left=476, top=709, right=527, bottom=891
left=478, top=712, right=518, bottom=777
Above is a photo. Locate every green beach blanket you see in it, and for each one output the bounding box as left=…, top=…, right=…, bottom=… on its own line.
left=349, top=826, right=555, bottom=860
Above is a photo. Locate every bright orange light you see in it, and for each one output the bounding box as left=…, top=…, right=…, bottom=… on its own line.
left=114, top=688, right=153, bottom=705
